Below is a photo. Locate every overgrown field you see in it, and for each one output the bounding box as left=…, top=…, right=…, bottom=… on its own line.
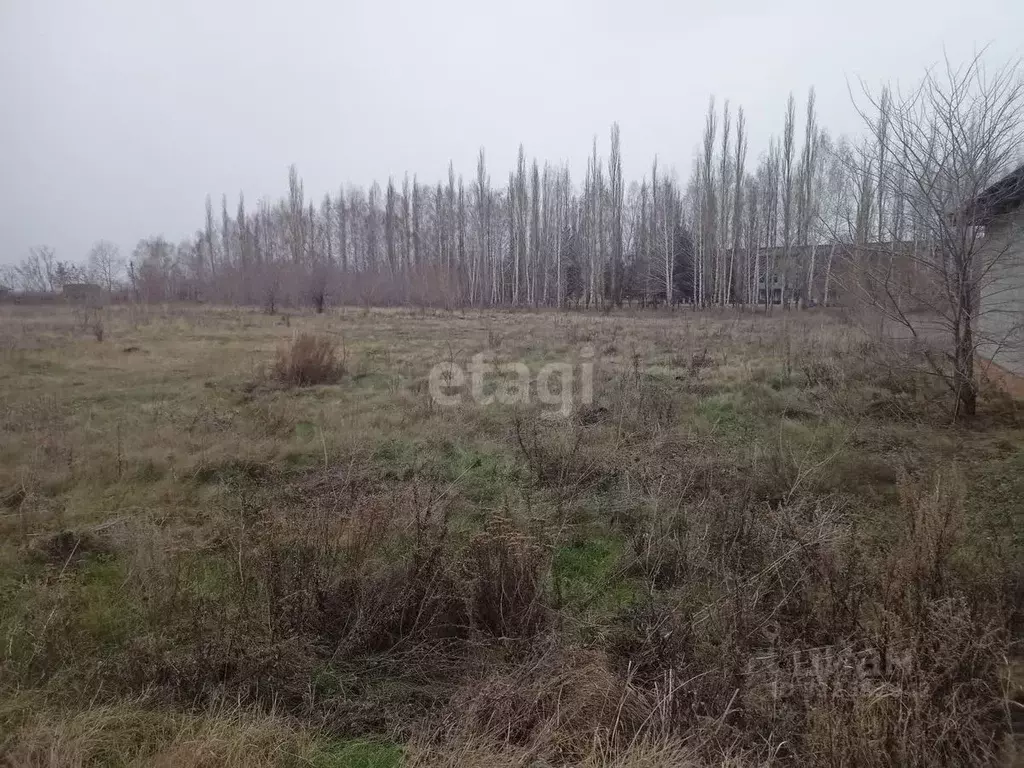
left=0, top=304, right=1021, bottom=766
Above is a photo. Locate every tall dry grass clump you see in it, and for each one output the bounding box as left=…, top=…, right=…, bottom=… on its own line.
left=464, top=515, right=549, bottom=640
left=272, top=333, right=343, bottom=387
left=3, top=702, right=321, bottom=768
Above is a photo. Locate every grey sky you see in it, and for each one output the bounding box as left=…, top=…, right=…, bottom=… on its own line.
left=1, top=0, right=1019, bottom=265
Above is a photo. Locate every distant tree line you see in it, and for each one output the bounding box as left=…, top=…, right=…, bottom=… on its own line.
left=5, top=57, right=1020, bottom=324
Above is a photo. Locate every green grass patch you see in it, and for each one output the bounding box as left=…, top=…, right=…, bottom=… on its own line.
left=312, top=738, right=404, bottom=768
left=695, top=392, right=755, bottom=437
left=74, top=558, right=144, bottom=651
left=966, top=441, right=1024, bottom=549
left=435, top=440, right=519, bottom=503
left=371, top=437, right=520, bottom=503
left=371, top=438, right=420, bottom=481
left=555, top=535, right=635, bottom=617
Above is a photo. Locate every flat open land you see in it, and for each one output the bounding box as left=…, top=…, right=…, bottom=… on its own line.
left=1, top=304, right=1022, bottom=766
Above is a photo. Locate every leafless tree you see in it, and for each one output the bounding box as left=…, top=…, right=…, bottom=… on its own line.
left=698, top=98, right=717, bottom=306
left=729, top=107, right=747, bottom=304
left=12, top=246, right=57, bottom=292
left=237, top=193, right=253, bottom=303
left=412, top=177, right=422, bottom=271
left=221, top=194, right=232, bottom=269
left=87, top=240, right=124, bottom=293
left=337, top=187, right=349, bottom=274
left=609, top=123, right=624, bottom=307
left=204, top=195, right=217, bottom=283
left=402, top=175, right=412, bottom=275
left=796, top=89, right=820, bottom=304
left=457, top=175, right=467, bottom=296
left=385, top=178, right=398, bottom=275
left=715, top=101, right=731, bottom=305
left=847, top=54, right=1024, bottom=417
left=780, top=94, right=797, bottom=306
left=287, top=165, right=306, bottom=266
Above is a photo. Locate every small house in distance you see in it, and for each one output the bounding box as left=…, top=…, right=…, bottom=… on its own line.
left=968, top=164, right=1024, bottom=377
left=62, top=283, right=103, bottom=304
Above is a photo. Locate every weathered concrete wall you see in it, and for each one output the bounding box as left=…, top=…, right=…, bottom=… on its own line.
left=978, top=209, right=1024, bottom=375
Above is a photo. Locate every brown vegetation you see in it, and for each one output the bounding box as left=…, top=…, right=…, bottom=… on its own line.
left=0, top=304, right=1020, bottom=766
left=272, top=332, right=345, bottom=387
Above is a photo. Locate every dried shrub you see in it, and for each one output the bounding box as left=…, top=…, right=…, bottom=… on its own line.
left=513, top=415, right=604, bottom=493
left=272, top=333, right=343, bottom=387
left=444, top=648, right=644, bottom=757
left=464, top=515, right=549, bottom=640
left=106, top=495, right=556, bottom=713
left=3, top=703, right=321, bottom=768
left=28, top=529, right=113, bottom=567
left=888, top=465, right=967, bottom=599
left=801, top=357, right=843, bottom=389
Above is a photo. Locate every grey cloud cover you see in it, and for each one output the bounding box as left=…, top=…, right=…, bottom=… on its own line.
left=0, top=0, right=1019, bottom=263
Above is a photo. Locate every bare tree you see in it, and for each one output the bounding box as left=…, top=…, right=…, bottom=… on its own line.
left=287, top=165, right=305, bottom=266
left=796, top=89, right=820, bottom=304
left=13, top=246, right=57, bottom=293
left=515, top=146, right=528, bottom=304
left=650, top=158, right=662, bottom=304
left=508, top=171, right=519, bottom=305
left=609, top=123, right=624, bottom=307
left=758, top=140, right=781, bottom=309
left=337, top=188, right=349, bottom=274
left=132, top=237, right=176, bottom=302
left=221, top=194, right=232, bottom=268
left=87, top=240, right=124, bottom=293
left=447, top=162, right=458, bottom=279
left=457, top=175, right=467, bottom=301
left=320, top=194, right=334, bottom=267
left=729, top=106, right=747, bottom=304
left=818, top=133, right=849, bottom=306
left=0, top=264, right=15, bottom=292
left=385, top=178, right=398, bottom=275
left=366, top=183, right=382, bottom=273
left=474, top=148, right=489, bottom=305
left=715, top=101, right=731, bottom=305
left=402, top=175, right=412, bottom=275
left=848, top=54, right=1024, bottom=417
left=875, top=87, right=892, bottom=245
left=698, top=98, right=717, bottom=306
left=530, top=159, right=541, bottom=306
left=204, top=195, right=217, bottom=283
left=744, top=174, right=760, bottom=303
left=780, top=94, right=797, bottom=306
left=237, top=193, right=252, bottom=303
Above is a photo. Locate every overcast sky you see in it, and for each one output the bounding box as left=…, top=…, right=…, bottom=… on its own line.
left=0, top=0, right=1020, bottom=265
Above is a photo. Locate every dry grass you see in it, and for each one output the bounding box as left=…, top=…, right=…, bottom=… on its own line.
left=3, top=702, right=321, bottom=768
left=0, top=303, right=1020, bottom=766
left=272, top=332, right=344, bottom=387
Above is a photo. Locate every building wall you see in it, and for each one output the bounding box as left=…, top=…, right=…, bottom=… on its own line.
left=62, top=283, right=103, bottom=304
left=978, top=208, right=1024, bottom=375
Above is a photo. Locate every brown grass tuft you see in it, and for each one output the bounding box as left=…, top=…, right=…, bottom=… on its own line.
left=272, top=333, right=343, bottom=387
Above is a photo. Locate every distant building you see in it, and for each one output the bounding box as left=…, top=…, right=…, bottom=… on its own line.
left=62, top=283, right=103, bottom=304
left=968, top=163, right=1024, bottom=376
left=745, top=241, right=939, bottom=309
left=757, top=271, right=787, bottom=305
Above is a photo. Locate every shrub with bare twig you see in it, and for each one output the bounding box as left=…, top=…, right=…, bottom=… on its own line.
left=271, top=333, right=343, bottom=387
